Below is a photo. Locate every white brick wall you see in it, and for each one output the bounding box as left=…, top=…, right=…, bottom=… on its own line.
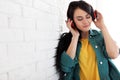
left=9, top=16, right=36, bottom=30
left=0, top=29, right=24, bottom=42
left=0, top=0, right=22, bottom=16
left=0, top=73, right=8, bottom=80
left=0, top=14, right=8, bottom=28
left=0, top=0, right=65, bottom=80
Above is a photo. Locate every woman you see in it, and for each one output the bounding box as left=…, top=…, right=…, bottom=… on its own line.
left=55, top=0, right=120, bottom=80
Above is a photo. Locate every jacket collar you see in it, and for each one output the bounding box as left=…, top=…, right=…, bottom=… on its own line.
left=89, top=29, right=99, bottom=37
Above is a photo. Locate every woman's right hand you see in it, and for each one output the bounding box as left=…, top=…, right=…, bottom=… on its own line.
left=65, top=19, right=80, bottom=38
left=65, top=19, right=80, bottom=59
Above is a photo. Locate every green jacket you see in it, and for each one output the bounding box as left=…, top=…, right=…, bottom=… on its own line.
left=60, top=30, right=120, bottom=80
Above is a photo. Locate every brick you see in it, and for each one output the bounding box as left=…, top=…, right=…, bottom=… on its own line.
left=0, top=44, right=7, bottom=57
left=0, top=14, right=8, bottom=28
left=24, top=30, right=56, bottom=41
left=36, top=17, right=55, bottom=32
left=0, top=73, right=8, bottom=80
left=0, top=44, right=7, bottom=72
left=0, top=55, right=38, bottom=73
left=33, top=0, right=59, bottom=14
left=9, top=16, right=36, bottom=30
left=33, top=0, right=51, bottom=13
left=36, top=0, right=57, bottom=7
left=46, top=66, right=56, bottom=78
left=47, top=74, right=59, bottom=80
left=9, top=64, right=36, bottom=80
left=24, top=30, right=43, bottom=41
left=35, top=62, right=47, bottom=79
left=35, top=40, right=58, bottom=52
left=48, top=0, right=57, bottom=6
left=36, top=58, right=47, bottom=71
left=8, top=42, right=35, bottom=56
left=9, top=0, right=32, bottom=6
left=0, top=0, right=21, bottom=16
left=0, top=56, right=10, bottom=73
left=23, top=6, right=44, bottom=19
left=46, top=58, right=55, bottom=68
left=47, top=49, right=56, bottom=59
left=25, top=30, right=59, bottom=42
left=0, top=29, right=23, bottom=42
left=25, top=72, right=46, bottom=80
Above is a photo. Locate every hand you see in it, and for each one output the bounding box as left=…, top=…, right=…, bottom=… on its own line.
left=94, top=10, right=106, bottom=30
left=65, top=19, right=80, bottom=38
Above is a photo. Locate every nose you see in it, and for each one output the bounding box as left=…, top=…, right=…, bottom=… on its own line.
left=82, top=19, right=89, bottom=25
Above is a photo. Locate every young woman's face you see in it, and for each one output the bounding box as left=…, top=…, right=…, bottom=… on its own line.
left=73, top=8, right=92, bottom=32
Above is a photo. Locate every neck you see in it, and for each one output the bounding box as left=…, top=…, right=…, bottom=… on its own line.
left=81, top=31, right=89, bottom=39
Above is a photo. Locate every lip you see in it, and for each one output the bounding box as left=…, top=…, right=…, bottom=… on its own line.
left=83, top=25, right=89, bottom=28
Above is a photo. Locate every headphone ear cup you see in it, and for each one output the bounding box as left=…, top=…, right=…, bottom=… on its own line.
left=94, top=11, right=97, bottom=19
left=71, top=22, right=76, bottom=29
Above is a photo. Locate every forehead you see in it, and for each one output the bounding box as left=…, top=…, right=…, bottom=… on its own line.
left=74, top=8, right=88, bottom=17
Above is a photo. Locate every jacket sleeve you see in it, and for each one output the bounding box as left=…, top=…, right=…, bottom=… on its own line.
left=108, top=59, right=120, bottom=80
left=60, top=51, right=77, bottom=72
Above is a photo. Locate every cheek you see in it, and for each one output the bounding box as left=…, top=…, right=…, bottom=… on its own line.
left=75, top=22, right=83, bottom=29
left=74, top=19, right=81, bottom=27
left=76, top=22, right=82, bottom=27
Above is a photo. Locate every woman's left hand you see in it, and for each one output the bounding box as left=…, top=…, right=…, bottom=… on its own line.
left=94, top=10, right=106, bottom=30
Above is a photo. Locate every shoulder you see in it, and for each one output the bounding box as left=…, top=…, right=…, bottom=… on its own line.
left=90, top=29, right=103, bottom=38
left=90, top=29, right=102, bottom=35
left=90, top=29, right=104, bottom=43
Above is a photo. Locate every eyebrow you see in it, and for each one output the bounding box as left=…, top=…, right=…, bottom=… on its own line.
left=76, top=16, right=82, bottom=18
left=76, top=14, right=90, bottom=18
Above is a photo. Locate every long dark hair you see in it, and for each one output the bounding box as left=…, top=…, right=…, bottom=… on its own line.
left=55, top=33, right=72, bottom=80
left=55, top=1, right=95, bottom=79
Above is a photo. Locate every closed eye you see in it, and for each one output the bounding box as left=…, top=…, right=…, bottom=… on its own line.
left=86, top=14, right=91, bottom=19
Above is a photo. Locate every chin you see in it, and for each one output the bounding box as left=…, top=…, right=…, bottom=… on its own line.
left=77, top=27, right=90, bottom=32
